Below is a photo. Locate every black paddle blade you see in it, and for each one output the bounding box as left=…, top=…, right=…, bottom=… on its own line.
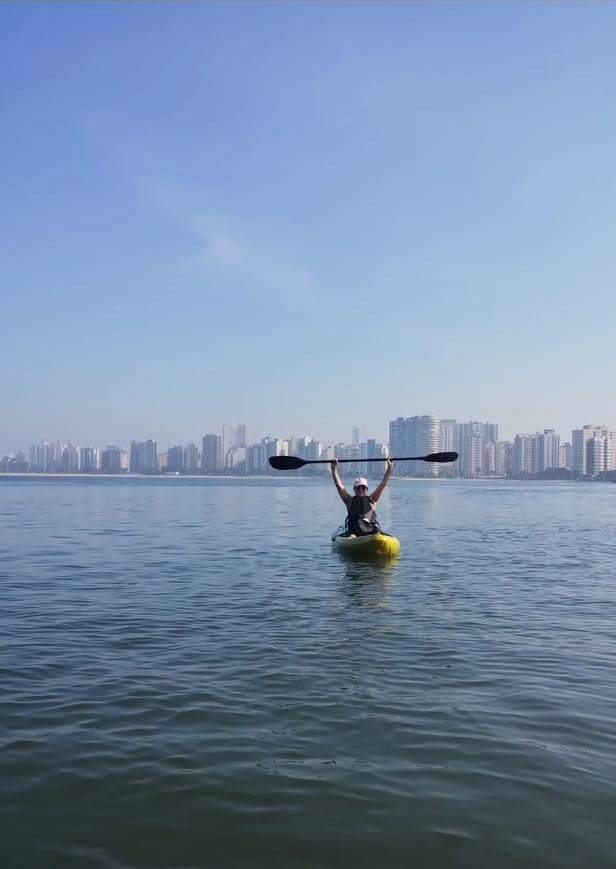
left=424, top=451, right=458, bottom=463
left=269, top=456, right=306, bottom=470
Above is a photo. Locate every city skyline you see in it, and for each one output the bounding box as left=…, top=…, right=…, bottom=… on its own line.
left=6, top=403, right=616, bottom=462
left=3, top=407, right=616, bottom=461
left=5, top=414, right=615, bottom=454
left=3, top=4, right=615, bottom=453
left=0, top=416, right=579, bottom=461
left=7, top=417, right=616, bottom=480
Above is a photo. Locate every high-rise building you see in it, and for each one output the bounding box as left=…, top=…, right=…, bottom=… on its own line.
left=469, top=435, right=484, bottom=477
left=80, top=447, right=100, bottom=473
left=456, top=422, right=499, bottom=477
left=484, top=442, right=496, bottom=476
left=438, top=419, right=457, bottom=452
left=296, top=436, right=312, bottom=459
left=587, top=437, right=604, bottom=477
left=135, top=440, right=159, bottom=474
left=513, top=435, right=534, bottom=476
left=494, top=441, right=510, bottom=477
left=183, top=444, right=199, bottom=473
left=201, top=434, right=220, bottom=473
left=306, top=439, right=321, bottom=461
left=535, top=429, right=560, bottom=473
left=29, top=442, right=58, bottom=472
left=222, top=424, right=234, bottom=460
left=389, top=415, right=439, bottom=476
left=130, top=440, right=139, bottom=473
left=0, top=452, right=28, bottom=472
left=226, top=446, right=246, bottom=471
left=389, top=418, right=410, bottom=471
left=260, top=436, right=285, bottom=472
left=436, top=419, right=458, bottom=476
left=366, top=439, right=381, bottom=459
left=167, top=446, right=184, bottom=473
left=504, top=442, right=515, bottom=477
left=62, top=443, right=80, bottom=473
left=587, top=431, right=616, bottom=477
left=559, top=443, right=572, bottom=471
left=245, top=444, right=263, bottom=474
left=220, top=422, right=246, bottom=467
left=100, top=446, right=123, bottom=474
left=222, top=423, right=246, bottom=465
left=572, top=425, right=608, bottom=477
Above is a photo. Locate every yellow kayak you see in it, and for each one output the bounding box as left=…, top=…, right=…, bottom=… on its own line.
left=331, top=528, right=400, bottom=559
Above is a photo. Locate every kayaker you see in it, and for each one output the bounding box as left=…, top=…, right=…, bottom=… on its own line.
left=330, top=457, right=394, bottom=537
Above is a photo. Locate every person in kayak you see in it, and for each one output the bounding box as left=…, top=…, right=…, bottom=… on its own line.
left=330, top=457, right=394, bottom=537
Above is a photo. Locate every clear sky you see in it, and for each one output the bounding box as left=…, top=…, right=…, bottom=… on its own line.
left=2, top=1, right=615, bottom=454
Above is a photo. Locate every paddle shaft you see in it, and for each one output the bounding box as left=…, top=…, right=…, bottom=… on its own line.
left=315, top=455, right=447, bottom=464
left=268, top=451, right=458, bottom=470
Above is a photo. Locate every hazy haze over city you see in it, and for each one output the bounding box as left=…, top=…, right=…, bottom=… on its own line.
left=2, top=2, right=615, bottom=455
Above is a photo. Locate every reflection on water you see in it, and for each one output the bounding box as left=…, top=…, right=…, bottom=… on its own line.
left=337, top=558, right=398, bottom=607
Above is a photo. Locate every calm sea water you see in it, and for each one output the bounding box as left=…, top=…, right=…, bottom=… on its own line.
left=1, top=476, right=616, bottom=869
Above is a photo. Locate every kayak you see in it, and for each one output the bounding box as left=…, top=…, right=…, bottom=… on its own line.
left=331, top=527, right=400, bottom=559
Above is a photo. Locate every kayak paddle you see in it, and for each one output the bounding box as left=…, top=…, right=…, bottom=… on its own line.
left=269, top=451, right=459, bottom=470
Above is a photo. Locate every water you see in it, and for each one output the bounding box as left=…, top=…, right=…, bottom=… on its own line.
left=1, top=476, right=616, bottom=869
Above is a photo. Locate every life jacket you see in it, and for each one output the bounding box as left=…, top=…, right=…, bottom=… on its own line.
left=345, top=495, right=380, bottom=536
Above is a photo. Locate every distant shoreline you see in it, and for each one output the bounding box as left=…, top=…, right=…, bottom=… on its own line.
left=0, top=472, right=463, bottom=482
left=0, top=473, right=585, bottom=483
left=0, top=472, right=267, bottom=480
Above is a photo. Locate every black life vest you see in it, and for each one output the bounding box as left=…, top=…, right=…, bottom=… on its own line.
left=346, top=495, right=380, bottom=536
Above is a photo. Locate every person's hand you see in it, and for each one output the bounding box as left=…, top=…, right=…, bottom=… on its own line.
left=386, top=457, right=394, bottom=471
left=330, top=459, right=339, bottom=469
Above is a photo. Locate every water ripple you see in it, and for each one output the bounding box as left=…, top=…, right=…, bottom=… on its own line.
left=2, top=478, right=616, bottom=868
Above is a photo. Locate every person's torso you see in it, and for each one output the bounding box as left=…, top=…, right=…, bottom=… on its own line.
left=347, top=495, right=379, bottom=535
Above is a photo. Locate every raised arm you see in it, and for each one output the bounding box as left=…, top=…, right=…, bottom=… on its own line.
left=369, top=457, right=394, bottom=503
left=330, top=459, right=351, bottom=506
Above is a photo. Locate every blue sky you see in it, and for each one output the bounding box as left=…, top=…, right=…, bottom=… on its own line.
left=2, top=1, right=615, bottom=453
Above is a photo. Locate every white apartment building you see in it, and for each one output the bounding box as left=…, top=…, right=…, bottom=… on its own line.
left=484, top=442, right=496, bottom=476
left=572, top=425, right=608, bottom=477
left=514, top=435, right=535, bottom=475
left=457, top=422, right=499, bottom=477
left=389, top=415, right=439, bottom=477
left=438, top=419, right=457, bottom=453
left=222, top=423, right=246, bottom=462
left=586, top=432, right=616, bottom=476
left=226, top=446, right=246, bottom=471
left=535, top=429, right=560, bottom=473
left=559, top=443, right=572, bottom=471
left=495, top=441, right=512, bottom=477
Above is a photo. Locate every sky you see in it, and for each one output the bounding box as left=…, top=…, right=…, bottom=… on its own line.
left=2, top=1, right=616, bottom=454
